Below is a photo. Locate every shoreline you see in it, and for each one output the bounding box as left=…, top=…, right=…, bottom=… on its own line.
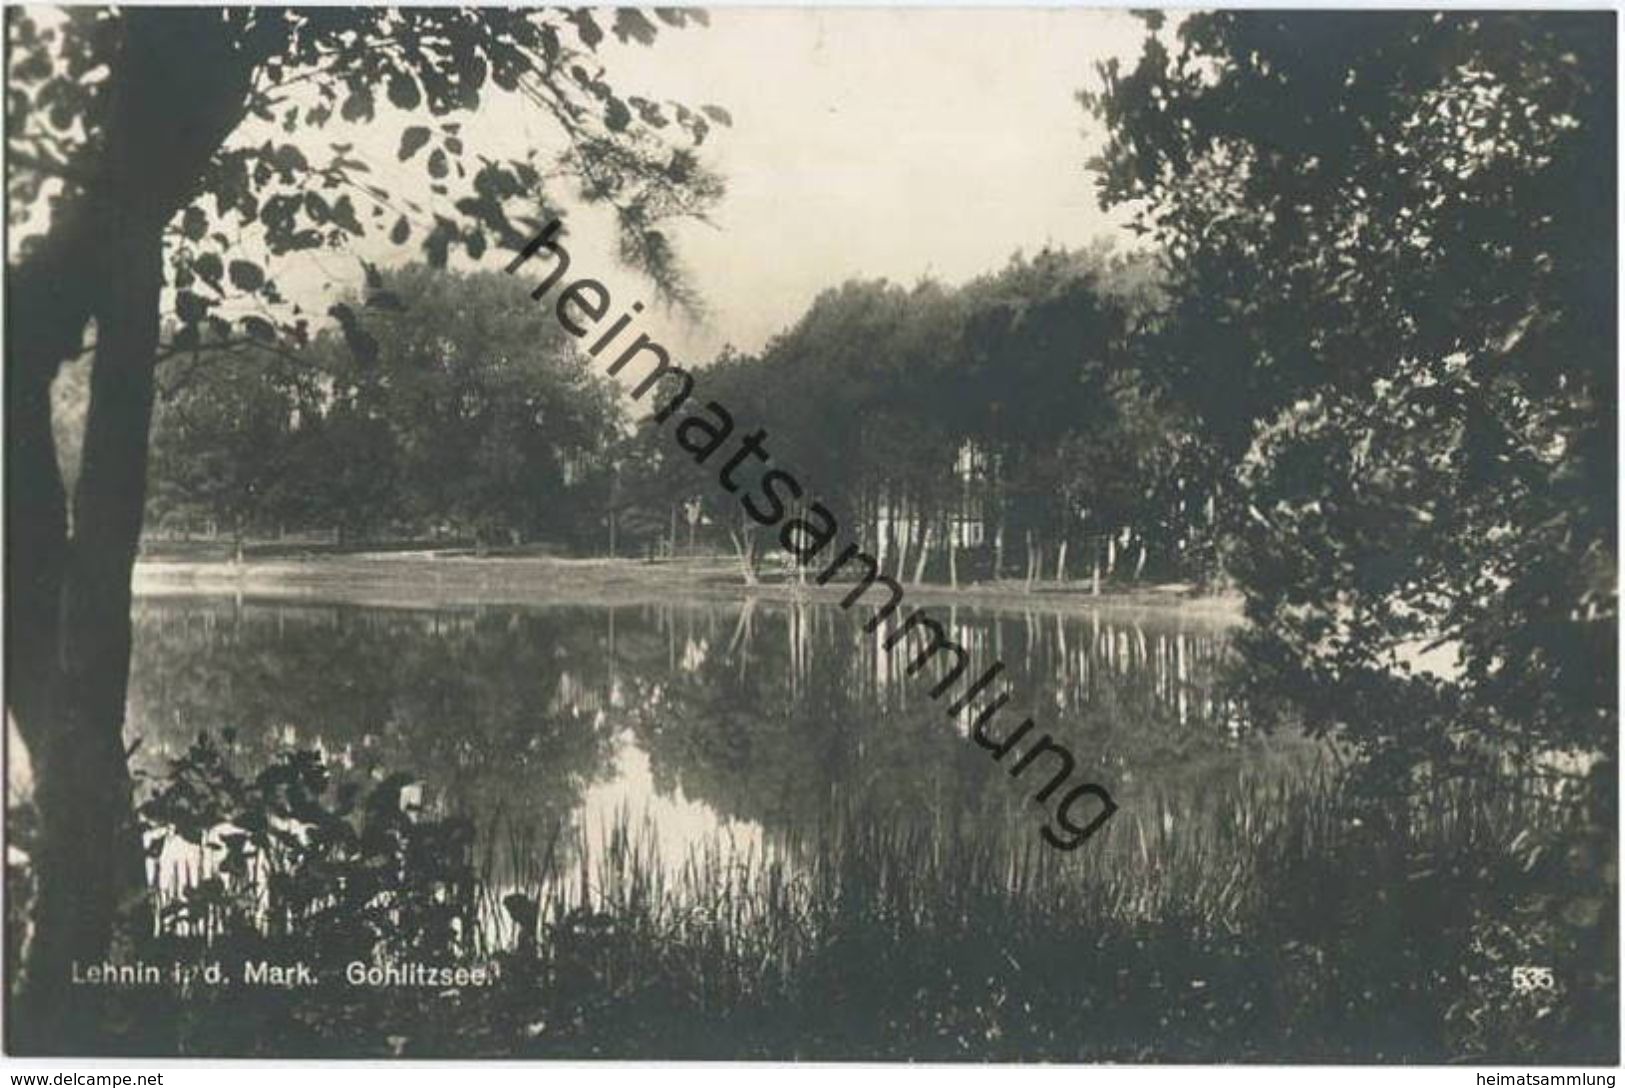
left=131, top=553, right=1244, bottom=625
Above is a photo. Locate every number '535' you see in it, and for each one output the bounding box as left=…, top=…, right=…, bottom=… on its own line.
left=1512, top=966, right=1555, bottom=993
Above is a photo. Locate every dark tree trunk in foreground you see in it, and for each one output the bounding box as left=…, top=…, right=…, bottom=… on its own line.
left=5, top=11, right=259, bottom=1050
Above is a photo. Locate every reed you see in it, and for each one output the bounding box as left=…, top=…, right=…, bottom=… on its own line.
left=45, top=746, right=1603, bottom=1060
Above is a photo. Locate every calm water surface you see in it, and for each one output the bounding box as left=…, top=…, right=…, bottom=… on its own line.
left=124, top=596, right=1318, bottom=885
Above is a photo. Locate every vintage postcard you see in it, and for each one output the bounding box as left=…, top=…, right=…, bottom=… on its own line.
left=2, top=3, right=1617, bottom=1067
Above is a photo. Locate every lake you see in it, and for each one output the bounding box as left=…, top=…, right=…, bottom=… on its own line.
left=123, top=593, right=1321, bottom=910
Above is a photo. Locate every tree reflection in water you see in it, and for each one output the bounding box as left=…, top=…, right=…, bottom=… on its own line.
left=126, top=596, right=1313, bottom=904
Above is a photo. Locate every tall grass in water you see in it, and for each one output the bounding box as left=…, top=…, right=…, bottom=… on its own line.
left=459, top=763, right=1607, bottom=1060
left=481, top=768, right=1326, bottom=958
left=22, top=740, right=1607, bottom=1060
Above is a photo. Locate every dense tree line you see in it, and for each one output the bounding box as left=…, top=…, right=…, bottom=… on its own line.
left=147, top=244, right=1207, bottom=588
left=146, top=264, right=622, bottom=550
left=614, top=245, right=1204, bottom=588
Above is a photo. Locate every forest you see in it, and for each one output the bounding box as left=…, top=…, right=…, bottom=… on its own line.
left=135, top=243, right=1187, bottom=593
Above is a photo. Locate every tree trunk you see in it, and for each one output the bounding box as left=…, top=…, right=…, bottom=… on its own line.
left=26, top=228, right=162, bottom=1032
left=875, top=488, right=891, bottom=571
left=894, top=495, right=913, bottom=585
left=911, top=523, right=932, bottom=586
left=11, top=211, right=168, bottom=1049
left=5, top=11, right=264, bottom=1048
left=791, top=502, right=808, bottom=586
left=1056, top=538, right=1069, bottom=583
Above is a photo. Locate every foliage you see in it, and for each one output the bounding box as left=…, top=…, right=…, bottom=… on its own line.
left=146, top=341, right=319, bottom=540
left=10, top=738, right=1607, bottom=1059
left=138, top=733, right=480, bottom=965
left=1084, top=12, right=1617, bottom=769
left=145, top=264, right=625, bottom=544
left=656, top=247, right=1204, bottom=583
left=7, top=6, right=727, bottom=330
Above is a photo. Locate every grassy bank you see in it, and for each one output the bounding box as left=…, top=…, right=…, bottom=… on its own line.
left=10, top=739, right=1612, bottom=1060
left=132, top=552, right=1243, bottom=624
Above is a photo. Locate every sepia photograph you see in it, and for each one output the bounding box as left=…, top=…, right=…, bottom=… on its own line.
left=1, top=3, right=1618, bottom=1065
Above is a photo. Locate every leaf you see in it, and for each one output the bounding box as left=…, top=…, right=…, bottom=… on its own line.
left=397, top=125, right=432, bottom=162
left=181, top=206, right=208, bottom=242
left=604, top=96, right=631, bottom=132
left=340, top=86, right=374, bottom=123
left=332, top=195, right=364, bottom=235
left=428, top=148, right=448, bottom=180
left=701, top=104, right=732, bottom=127
left=241, top=315, right=277, bottom=342
left=613, top=9, right=658, bottom=46
left=630, top=96, right=668, bottom=128
left=175, top=290, right=208, bottom=324
left=228, top=259, right=265, bottom=292
left=387, top=71, right=421, bottom=111
left=271, top=143, right=309, bottom=174
left=567, top=9, right=603, bottom=49
left=390, top=215, right=411, bottom=245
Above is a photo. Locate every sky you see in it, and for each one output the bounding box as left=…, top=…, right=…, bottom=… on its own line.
left=272, top=8, right=1154, bottom=366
